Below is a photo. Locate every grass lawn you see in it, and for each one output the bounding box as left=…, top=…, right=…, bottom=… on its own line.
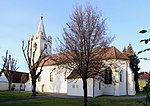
left=0, top=98, right=145, bottom=106
left=0, top=91, right=146, bottom=106
left=0, top=91, right=47, bottom=99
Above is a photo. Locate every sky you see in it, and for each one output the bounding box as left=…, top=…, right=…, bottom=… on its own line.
left=0, top=0, right=150, bottom=72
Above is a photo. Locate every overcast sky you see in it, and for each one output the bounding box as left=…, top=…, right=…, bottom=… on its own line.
left=0, top=0, right=150, bottom=72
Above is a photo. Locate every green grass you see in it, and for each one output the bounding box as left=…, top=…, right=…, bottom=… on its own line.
left=0, top=91, right=146, bottom=106
left=0, top=91, right=47, bottom=99
left=0, top=98, right=145, bottom=106
left=136, top=91, right=145, bottom=96
left=0, top=98, right=83, bottom=106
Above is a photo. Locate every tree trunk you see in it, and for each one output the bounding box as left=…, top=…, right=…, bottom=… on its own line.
left=8, top=75, right=12, bottom=91
left=32, top=75, right=37, bottom=96
left=134, top=72, right=139, bottom=93
left=135, top=81, right=139, bottom=93
left=83, top=78, right=87, bottom=106
left=8, top=80, right=11, bottom=91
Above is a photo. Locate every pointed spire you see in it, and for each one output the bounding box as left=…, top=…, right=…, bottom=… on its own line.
left=36, top=16, right=46, bottom=38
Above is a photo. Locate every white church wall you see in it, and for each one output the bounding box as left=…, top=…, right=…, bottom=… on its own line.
left=102, top=60, right=134, bottom=96
left=67, top=78, right=93, bottom=97
left=117, top=60, right=128, bottom=95
left=25, top=80, right=31, bottom=91
left=36, top=65, right=68, bottom=93
left=93, top=78, right=103, bottom=96
left=0, top=82, right=8, bottom=90
left=0, top=73, right=8, bottom=82
left=127, top=65, right=135, bottom=95
left=0, top=73, right=8, bottom=90
left=113, top=60, right=135, bottom=96
left=103, top=84, right=115, bottom=95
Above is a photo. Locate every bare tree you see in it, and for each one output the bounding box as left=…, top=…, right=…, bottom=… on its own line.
left=55, top=4, right=113, bottom=106
left=22, top=40, right=49, bottom=96
left=1, top=50, right=19, bottom=90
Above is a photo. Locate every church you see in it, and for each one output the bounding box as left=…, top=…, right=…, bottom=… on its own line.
left=25, top=16, right=135, bottom=97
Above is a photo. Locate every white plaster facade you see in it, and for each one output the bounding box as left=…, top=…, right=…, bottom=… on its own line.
left=0, top=73, right=8, bottom=90
left=25, top=16, right=135, bottom=97
left=25, top=65, right=69, bottom=93
left=25, top=59, right=135, bottom=97
left=0, top=73, right=26, bottom=91
left=67, top=60, right=135, bottom=97
left=12, top=83, right=25, bottom=91
left=29, top=16, right=52, bottom=62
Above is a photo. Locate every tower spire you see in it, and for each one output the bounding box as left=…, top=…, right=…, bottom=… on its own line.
left=36, top=16, right=46, bottom=38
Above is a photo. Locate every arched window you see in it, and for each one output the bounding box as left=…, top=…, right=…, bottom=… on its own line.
left=104, top=68, right=112, bottom=84
left=38, top=76, right=41, bottom=82
left=119, top=70, right=122, bottom=82
left=50, top=72, right=53, bottom=82
left=99, top=82, right=101, bottom=90
left=64, top=71, right=67, bottom=81
left=44, top=44, right=47, bottom=49
left=33, top=42, right=37, bottom=48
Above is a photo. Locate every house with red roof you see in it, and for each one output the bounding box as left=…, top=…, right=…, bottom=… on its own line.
left=0, top=71, right=29, bottom=91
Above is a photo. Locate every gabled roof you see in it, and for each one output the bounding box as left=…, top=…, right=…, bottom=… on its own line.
left=42, top=46, right=129, bottom=66
left=3, top=71, right=29, bottom=83
left=12, top=71, right=29, bottom=83
left=102, top=46, right=129, bottom=60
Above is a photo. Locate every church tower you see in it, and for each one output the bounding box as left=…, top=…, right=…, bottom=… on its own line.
left=29, top=16, right=52, bottom=62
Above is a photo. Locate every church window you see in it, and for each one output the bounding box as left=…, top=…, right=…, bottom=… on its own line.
left=44, top=44, right=48, bottom=55
left=64, top=71, right=67, bottom=81
left=99, top=82, right=101, bottom=90
left=33, top=42, right=37, bottom=49
left=120, top=70, right=122, bottom=82
left=44, top=44, right=47, bottom=49
left=38, top=76, right=41, bottom=82
left=42, top=36, right=45, bottom=40
left=50, top=72, right=53, bottom=82
left=104, top=68, right=112, bottom=84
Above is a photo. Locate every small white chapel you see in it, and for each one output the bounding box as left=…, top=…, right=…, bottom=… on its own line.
left=25, top=16, right=135, bottom=97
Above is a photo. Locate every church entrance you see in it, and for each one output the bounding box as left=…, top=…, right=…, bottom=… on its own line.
left=41, top=84, right=45, bottom=92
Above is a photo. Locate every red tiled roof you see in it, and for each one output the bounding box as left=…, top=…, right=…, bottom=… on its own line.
left=139, top=73, right=150, bottom=80
left=102, top=46, right=129, bottom=60
left=67, top=67, right=111, bottom=79
left=4, top=71, right=29, bottom=83
left=43, top=46, right=129, bottom=66
left=67, top=70, right=97, bottom=79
